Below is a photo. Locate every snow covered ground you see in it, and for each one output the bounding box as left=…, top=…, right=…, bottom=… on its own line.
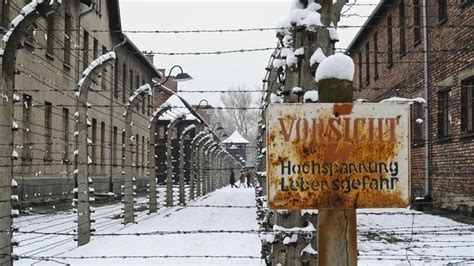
left=13, top=186, right=474, bottom=265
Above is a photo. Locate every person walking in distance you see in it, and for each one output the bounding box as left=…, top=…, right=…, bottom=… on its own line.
left=238, top=170, right=246, bottom=188
left=246, top=168, right=254, bottom=188
left=229, top=169, right=237, bottom=188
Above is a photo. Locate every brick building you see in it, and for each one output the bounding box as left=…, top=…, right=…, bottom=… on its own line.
left=1, top=0, right=161, bottom=204
left=347, top=0, right=473, bottom=213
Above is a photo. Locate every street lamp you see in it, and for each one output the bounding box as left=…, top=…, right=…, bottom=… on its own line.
left=211, top=122, right=225, bottom=132
left=159, top=65, right=193, bottom=85
left=196, top=99, right=210, bottom=110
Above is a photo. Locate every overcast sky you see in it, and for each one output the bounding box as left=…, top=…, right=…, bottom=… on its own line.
left=118, top=0, right=379, bottom=106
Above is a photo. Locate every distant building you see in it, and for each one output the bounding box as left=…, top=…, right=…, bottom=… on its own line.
left=347, top=0, right=473, bottom=214
left=222, top=131, right=249, bottom=165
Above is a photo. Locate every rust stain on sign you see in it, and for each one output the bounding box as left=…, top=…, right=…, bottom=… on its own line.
left=266, top=103, right=410, bottom=210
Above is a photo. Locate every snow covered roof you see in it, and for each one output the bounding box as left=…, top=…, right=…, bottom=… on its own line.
left=222, top=131, right=249, bottom=144
left=158, top=95, right=197, bottom=121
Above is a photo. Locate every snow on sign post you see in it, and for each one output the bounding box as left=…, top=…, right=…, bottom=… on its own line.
left=266, top=103, right=411, bottom=209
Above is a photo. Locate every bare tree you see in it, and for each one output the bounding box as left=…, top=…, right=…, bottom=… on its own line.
left=215, top=85, right=260, bottom=142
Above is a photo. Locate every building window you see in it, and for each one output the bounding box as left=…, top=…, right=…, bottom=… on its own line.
left=135, top=134, right=139, bottom=168
left=373, top=32, right=379, bottom=79
left=411, top=102, right=424, bottom=143
left=114, top=60, right=119, bottom=98
left=101, top=121, right=106, bottom=170
left=62, top=108, right=69, bottom=163
left=113, top=126, right=118, bottom=166
left=129, top=69, right=134, bottom=100
left=438, top=90, right=452, bottom=138
left=142, top=136, right=145, bottom=167
left=142, top=79, right=146, bottom=113
left=101, top=46, right=107, bottom=91
left=121, top=131, right=126, bottom=168
left=93, top=38, right=99, bottom=60
left=461, top=77, right=474, bottom=133
left=438, top=0, right=448, bottom=25
left=91, top=118, right=97, bottom=165
left=46, top=13, right=55, bottom=57
left=399, top=0, right=406, bottom=56
left=136, top=75, right=140, bottom=110
left=148, top=95, right=152, bottom=116
left=64, top=12, right=72, bottom=67
left=83, top=30, right=89, bottom=70
left=44, top=101, right=53, bottom=161
left=387, top=15, right=393, bottom=68
left=413, top=0, right=422, bottom=44
left=1, top=0, right=10, bottom=28
left=365, top=42, right=370, bottom=85
left=122, top=64, right=127, bottom=103
left=460, top=0, right=472, bottom=8
left=22, top=95, right=32, bottom=162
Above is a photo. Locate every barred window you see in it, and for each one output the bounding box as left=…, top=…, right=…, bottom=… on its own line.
left=399, top=0, right=406, bottom=56
left=438, top=0, right=448, bottom=25
left=22, top=95, right=32, bottom=162
left=411, top=102, right=424, bottom=143
left=387, top=15, right=393, bottom=68
left=461, top=77, right=474, bottom=133
left=413, top=0, right=422, bottom=44
left=46, top=13, right=55, bottom=56
left=438, top=90, right=452, bottom=138
left=83, top=30, right=89, bottom=70
left=44, top=101, right=53, bottom=161
left=62, top=108, right=69, bottom=163
left=113, top=126, right=118, bottom=166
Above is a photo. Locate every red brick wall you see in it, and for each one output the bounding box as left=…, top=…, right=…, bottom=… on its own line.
left=348, top=0, right=473, bottom=212
left=154, top=68, right=178, bottom=107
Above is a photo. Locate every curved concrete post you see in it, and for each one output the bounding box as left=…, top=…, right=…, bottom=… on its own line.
left=148, top=106, right=171, bottom=213
left=189, top=130, right=208, bottom=200
left=166, top=115, right=185, bottom=207
left=77, top=56, right=117, bottom=245
left=124, top=84, right=152, bottom=224
left=178, top=124, right=196, bottom=205
left=201, top=139, right=214, bottom=195
left=210, top=145, right=220, bottom=191
left=195, top=133, right=212, bottom=197
left=223, top=153, right=233, bottom=188
left=218, top=150, right=226, bottom=188
left=0, top=1, right=61, bottom=261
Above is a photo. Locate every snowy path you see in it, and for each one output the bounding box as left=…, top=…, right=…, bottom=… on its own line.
left=13, top=186, right=474, bottom=265
left=15, top=187, right=262, bottom=265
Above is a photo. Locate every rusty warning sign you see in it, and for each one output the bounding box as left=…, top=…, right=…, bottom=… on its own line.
left=266, top=103, right=411, bottom=210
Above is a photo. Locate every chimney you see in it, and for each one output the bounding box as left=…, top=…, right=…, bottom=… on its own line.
left=146, top=53, right=154, bottom=64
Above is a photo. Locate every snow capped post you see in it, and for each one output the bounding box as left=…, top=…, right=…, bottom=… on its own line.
left=75, top=51, right=116, bottom=244
left=179, top=124, right=196, bottom=205
left=193, top=132, right=213, bottom=198
left=315, top=53, right=357, bottom=266
left=190, top=129, right=208, bottom=200
left=165, top=115, right=185, bottom=207
left=269, top=1, right=350, bottom=265
left=148, top=105, right=172, bottom=213
left=201, top=138, right=214, bottom=195
left=0, top=1, right=61, bottom=261
left=124, top=84, right=152, bottom=223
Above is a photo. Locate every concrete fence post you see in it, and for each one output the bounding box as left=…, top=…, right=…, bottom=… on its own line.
left=148, top=106, right=171, bottom=213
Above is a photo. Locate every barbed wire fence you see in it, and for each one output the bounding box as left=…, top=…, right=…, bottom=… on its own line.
left=0, top=0, right=473, bottom=265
